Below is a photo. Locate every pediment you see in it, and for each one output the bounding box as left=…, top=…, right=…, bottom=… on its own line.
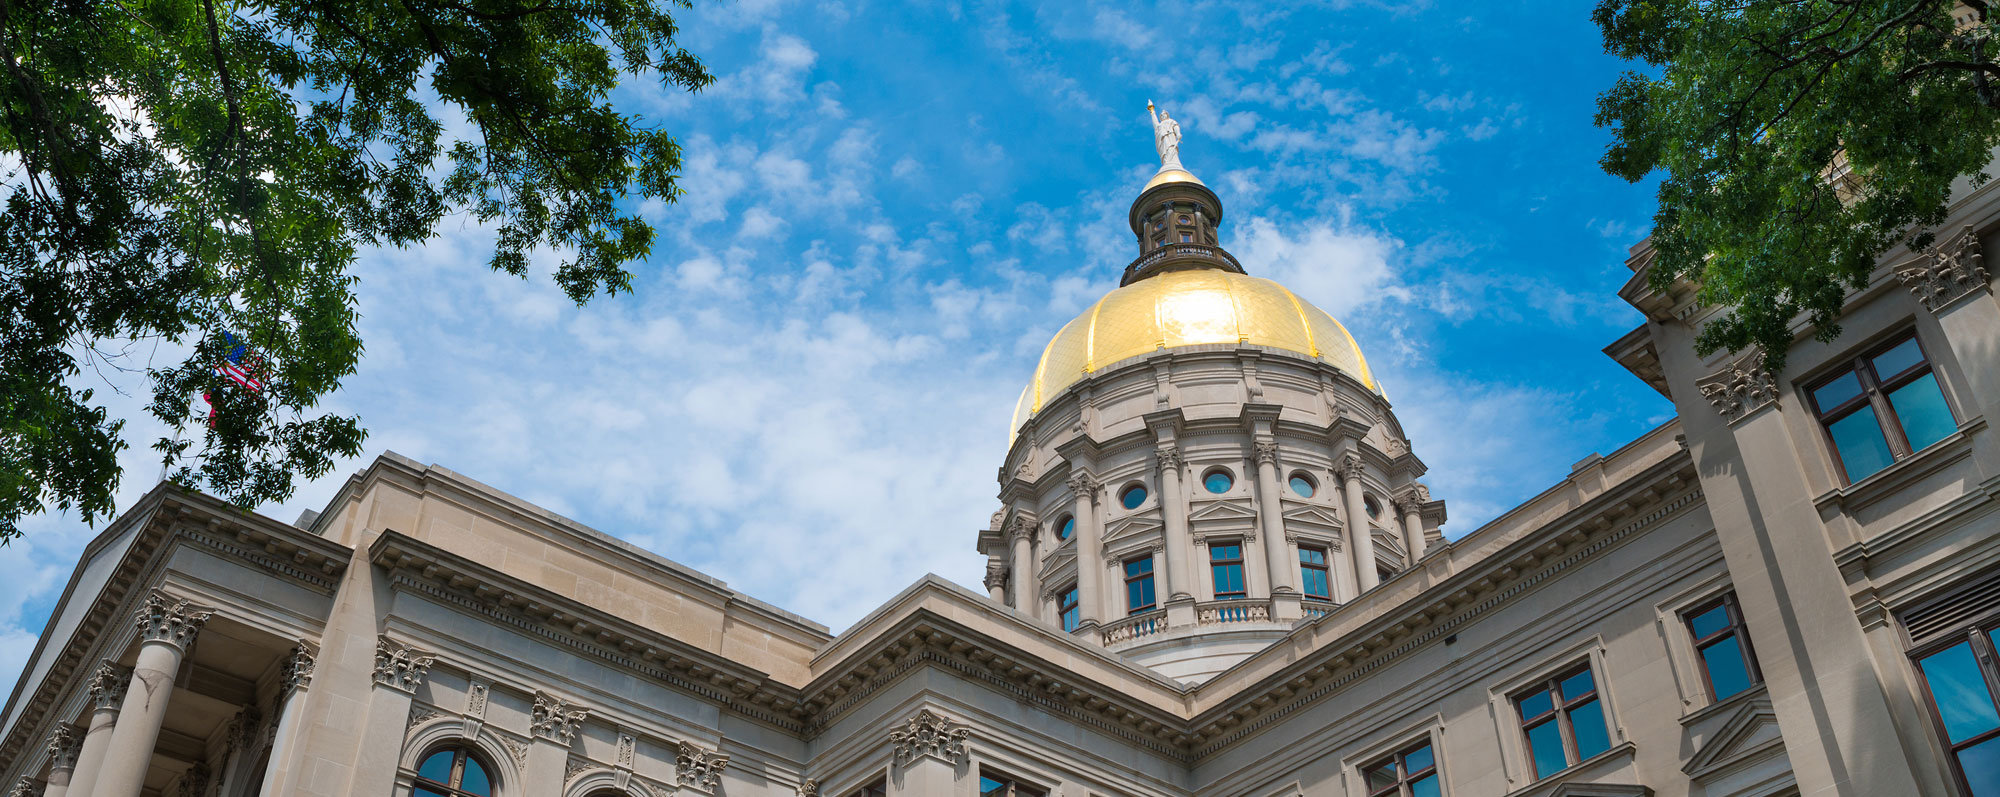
left=1103, top=514, right=1164, bottom=547
left=1189, top=499, right=1257, bottom=522
left=1280, top=503, right=1344, bottom=530
left=1037, top=543, right=1078, bottom=581
left=1684, top=696, right=1784, bottom=779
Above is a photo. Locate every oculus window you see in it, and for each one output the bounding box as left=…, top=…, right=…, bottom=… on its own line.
left=1210, top=542, right=1246, bottom=598
left=1289, top=473, right=1316, bottom=497
left=1683, top=593, right=1762, bottom=701
left=1203, top=468, right=1234, bottom=493
left=1807, top=332, right=1957, bottom=483
left=414, top=747, right=491, bottom=797
left=1120, top=484, right=1148, bottom=509
left=1056, top=515, right=1074, bottom=541
left=1514, top=664, right=1612, bottom=780
left=1124, top=556, right=1157, bottom=613
left=1363, top=739, right=1441, bottom=797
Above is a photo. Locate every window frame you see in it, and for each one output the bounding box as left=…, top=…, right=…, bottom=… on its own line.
left=1362, top=739, right=1440, bottom=797
left=843, top=778, right=888, bottom=797
left=1209, top=540, right=1246, bottom=599
left=978, top=769, right=1048, bottom=797
left=1512, top=663, right=1609, bottom=780
left=1907, top=605, right=2000, bottom=797
left=1299, top=545, right=1333, bottom=601
left=1054, top=514, right=1074, bottom=542
left=1124, top=555, right=1158, bottom=614
left=1057, top=583, right=1080, bottom=632
left=413, top=746, right=493, bottom=797
left=1804, top=330, right=1956, bottom=484
left=1680, top=592, right=1763, bottom=701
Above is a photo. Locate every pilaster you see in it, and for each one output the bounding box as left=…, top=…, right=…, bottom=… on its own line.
left=887, top=710, right=967, bottom=797
left=351, top=637, right=434, bottom=797
left=526, top=692, right=589, bottom=795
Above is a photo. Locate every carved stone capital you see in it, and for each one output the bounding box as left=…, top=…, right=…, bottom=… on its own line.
left=1337, top=452, right=1366, bottom=482
left=8, top=779, right=41, bottom=797
left=797, top=780, right=820, bottom=797
left=889, top=708, right=969, bottom=766
left=45, top=725, right=79, bottom=772
left=1696, top=349, right=1780, bottom=424
left=675, top=741, right=730, bottom=791
left=1005, top=514, right=1036, bottom=542
left=373, top=637, right=436, bottom=693
left=1254, top=441, right=1280, bottom=466
left=531, top=691, right=590, bottom=744
left=1899, top=225, right=1991, bottom=311
left=134, top=593, right=213, bottom=650
left=1155, top=445, right=1186, bottom=471
left=279, top=640, right=317, bottom=699
left=87, top=662, right=130, bottom=711
left=1065, top=471, right=1101, bottom=498
left=983, top=559, right=1009, bottom=591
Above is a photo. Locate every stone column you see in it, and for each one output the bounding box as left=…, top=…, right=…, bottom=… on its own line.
left=982, top=558, right=1007, bottom=603
left=256, top=641, right=315, bottom=796
left=1339, top=454, right=1380, bottom=593
left=527, top=692, right=589, bottom=795
left=41, top=725, right=79, bottom=797
left=1067, top=471, right=1105, bottom=635
left=1396, top=487, right=1426, bottom=567
left=350, top=637, right=435, bottom=797
left=886, top=710, right=967, bottom=797
left=64, top=663, right=126, bottom=797
left=93, top=593, right=212, bottom=797
left=1007, top=515, right=1037, bottom=615
left=1254, top=443, right=1294, bottom=593
left=1156, top=444, right=1195, bottom=601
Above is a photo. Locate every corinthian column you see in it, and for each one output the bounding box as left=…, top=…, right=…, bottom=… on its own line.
left=1007, top=515, right=1037, bottom=616
left=1253, top=443, right=1293, bottom=593
left=63, top=663, right=126, bottom=797
left=525, top=692, right=589, bottom=795
left=41, top=725, right=79, bottom=797
left=1067, top=470, right=1105, bottom=633
left=1339, top=454, right=1380, bottom=593
left=94, top=593, right=213, bottom=797
left=350, top=637, right=435, bottom=797
left=256, top=641, right=316, bottom=796
left=1396, top=486, right=1427, bottom=566
left=1156, top=444, right=1195, bottom=602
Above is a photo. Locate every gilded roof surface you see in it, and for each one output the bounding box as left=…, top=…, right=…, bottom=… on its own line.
left=1011, top=269, right=1373, bottom=433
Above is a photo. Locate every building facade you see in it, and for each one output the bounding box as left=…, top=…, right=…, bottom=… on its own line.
left=3, top=123, right=1998, bottom=797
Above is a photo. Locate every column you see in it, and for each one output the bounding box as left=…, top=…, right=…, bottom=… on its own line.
left=1254, top=443, right=1294, bottom=594
left=982, top=558, right=1007, bottom=603
left=256, top=641, right=316, bottom=796
left=526, top=692, right=589, bottom=794
left=1339, top=454, right=1380, bottom=593
left=63, top=663, right=124, bottom=797
left=93, top=594, right=212, bottom=797
left=42, top=725, right=80, bottom=797
left=1397, top=487, right=1426, bottom=566
left=350, top=637, right=435, bottom=797
left=1156, top=444, right=1194, bottom=601
left=1007, top=515, right=1037, bottom=615
left=887, top=710, right=967, bottom=797
left=1067, top=471, right=1105, bottom=634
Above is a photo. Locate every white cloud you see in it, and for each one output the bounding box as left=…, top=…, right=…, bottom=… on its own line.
left=1233, top=216, right=1408, bottom=318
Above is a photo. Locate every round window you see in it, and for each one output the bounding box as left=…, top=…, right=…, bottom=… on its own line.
left=1057, top=515, right=1075, bottom=541
left=1178, top=214, right=1191, bottom=224
left=1364, top=495, right=1383, bottom=519
left=1203, top=469, right=1233, bottom=494
left=1120, top=485, right=1149, bottom=509
left=1288, top=474, right=1316, bottom=498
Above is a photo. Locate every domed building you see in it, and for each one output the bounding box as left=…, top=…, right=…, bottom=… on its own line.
left=4, top=111, right=2000, bottom=797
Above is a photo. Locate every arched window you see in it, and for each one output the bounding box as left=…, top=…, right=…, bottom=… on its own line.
left=415, top=746, right=492, bottom=797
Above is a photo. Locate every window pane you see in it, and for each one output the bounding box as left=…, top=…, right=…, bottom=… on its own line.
left=417, top=751, right=455, bottom=783
left=1121, top=486, right=1148, bottom=509
left=1125, top=557, right=1152, bottom=577
left=1569, top=698, right=1611, bottom=760
left=1404, top=742, right=1434, bottom=773
left=980, top=776, right=1005, bottom=797
left=1890, top=373, right=1956, bottom=452
left=1362, top=759, right=1398, bottom=792
left=1813, top=370, right=1864, bottom=411
left=1301, top=567, right=1330, bottom=599
left=1058, top=516, right=1074, bottom=540
left=1204, top=471, right=1233, bottom=493
left=1062, top=607, right=1079, bottom=632
left=1687, top=604, right=1731, bottom=639
left=1214, top=563, right=1244, bottom=595
left=1871, top=337, right=1925, bottom=379
left=1559, top=669, right=1595, bottom=699
left=1829, top=406, right=1896, bottom=480
left=1290, top=476, right=1315, bottom=497
left=1299, top=548, right=1326, bottom=566
left=1519, top=688, right=1554, bottom=720
left=1211, top=543, right=1241, bottom=561
left=1700, top=636, right=1756, bottom=700
left=1409, top=774, right=1441, bottom=797
left=1921, top=641, right=2000, bottom=743
left=459, top=757, right=491, bottom=795
left=415, top=790, right=449, bottom=797
left=1961, top=734, right=2000, bottom=797
left=1526, top=719, right=1568, bottom=779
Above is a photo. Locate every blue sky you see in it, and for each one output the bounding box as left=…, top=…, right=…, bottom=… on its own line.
left=1, top=0, right=1673, bottom=685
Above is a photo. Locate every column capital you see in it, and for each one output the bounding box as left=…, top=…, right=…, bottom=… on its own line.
left=45, top=725, right=79, bottom=772
left=983, top=559, right=1009, bottom=592
left=1005, top=513, right=1036, bottom=542
left=530, top=691, right=589, bottom=744
left=674, top=741, right=730, bottom=792
left=373, top=636, right=436, bottom=693
left=1696, top=348, right=1779, bottom=424
left=1254, top=441, right=1280, bottom=466
left=1899, top=224, right=1991, bottom=312
left=7, top=778, right=41, bottom=797
left=1337, top=452, right=1366, bottom=482
left=889, top=708, right=968, bottom=766
left=797, top=779, right=820, bottom=796
left=279, top=640, right=318, bottom=699
left=134, top=592, right=213, bottom=651
left=1065, top=470, right=1101, bottom=498
left=87, top=662, right=130, bottom=711
left=1155, top=444, right=1186, bottom=471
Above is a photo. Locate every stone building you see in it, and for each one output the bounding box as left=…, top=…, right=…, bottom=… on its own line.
left=3, top=122, right=1999, bottom=797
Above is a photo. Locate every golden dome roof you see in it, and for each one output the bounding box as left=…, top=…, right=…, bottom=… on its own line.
left=1141, top=167, right=1205, bottom=193
left=1011, top=269, right=1374, bottom=432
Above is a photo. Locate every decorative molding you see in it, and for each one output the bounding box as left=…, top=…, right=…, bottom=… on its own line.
left=408, top=704, right=444, bottom=730
left=44, top=725, right=78, bottom=772
left=564, top=755, right=594, bottom=783
left=531, top=691, right=590, bottom=744
left=889, top=708, right=969, bottom=766
left=1065, top=470, right=1101, bottom=498
left=87, top=662, right=129, bottom=711
left=1156, top=445, right=1186, bottom=471
left=467, top=681, right=489, bottom=717
left=1006, top=514, right=1036, bottom=542
left=372, top=636, right=436, bottom=693
left=1899, top=225, right=1991, bottom=311
left=798, top=779, right=820, bottom=796
left=5, top=779, right=35, bottom=797
left=617, top=731, right=637, bottom=768
left=1337, top=452, right=1365, bottom=482
left=675, top=740, right=730, bottom=791
left=498, top=734, right=530, bottom=770
left=279, top=640, right=317, bottom=699
left=134, top=592, right=213, bottom=650
left=1254, top=441, right=1280, bottom=466
left=983, top=558, right=1009, bottom=592
left=1696, top=349, right=1780, bottom=424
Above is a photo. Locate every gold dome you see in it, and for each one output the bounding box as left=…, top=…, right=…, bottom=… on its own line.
left=1141, top=167, right=1205, bottom=193
left=1011, top=269, right=1374, bottom=432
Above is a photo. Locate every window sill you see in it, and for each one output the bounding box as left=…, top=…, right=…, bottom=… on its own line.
left=1502, top=742, right=1640, bottom=797
left=1679, top=682, right=1768, bottom=727
left=1814, top=414, right=1984, bottom=516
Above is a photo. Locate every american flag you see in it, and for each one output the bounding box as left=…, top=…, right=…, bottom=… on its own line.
left=214, top=331, right=264, bottom=393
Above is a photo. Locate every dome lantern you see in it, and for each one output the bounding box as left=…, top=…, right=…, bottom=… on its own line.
left=1125, top=102, right=1241, bottom=286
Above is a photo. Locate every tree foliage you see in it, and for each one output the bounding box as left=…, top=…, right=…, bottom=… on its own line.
left=1595, top=0, right=2000, bottom=365
left=0, top=0, right=711, bottom=540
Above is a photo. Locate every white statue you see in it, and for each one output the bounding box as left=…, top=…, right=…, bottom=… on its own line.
left=1148, top=100, right=1183, bottom=169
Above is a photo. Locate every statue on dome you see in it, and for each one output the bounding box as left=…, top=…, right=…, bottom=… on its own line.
left=1147, top=100, right=1183, bottom=169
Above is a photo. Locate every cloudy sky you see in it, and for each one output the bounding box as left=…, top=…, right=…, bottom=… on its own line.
left=2, top=0, right=1673, bottom=683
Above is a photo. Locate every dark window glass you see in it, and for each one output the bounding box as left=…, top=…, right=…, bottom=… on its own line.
left=1365, top=495, right=1382, bottom=519
left=1210, top=543, right=1245, bottom=598
left=418, top=751, right=454, bottom=783
left=1058, top=585, right=1080, bottom=632
left=1300, top=546, right=1332, bottom=600
left=844, top=780, right=889, bottom=797
left=1683, top=594, right=1762, bottom=702
left=1569, top=698, right=1610, bottom=759
left=1809, top=332, right=1957, bottom=483
left=1289, top=475, right=1315, bottom=497
left=1056, top=515, right=1074, bottom=541
left=1180, top=231, right=1194, bottom=243
left=1362, top=740, right=1438, bottom=797
left=1515, top=664, right=1613, bottom=781
left=413, top=747, right=492, bottom=797
left=979, top=772, right=1046, bottom=797
left=1913, top=616, right=2000, bottom=796
left=1125, top=556, right=1157, bottom=613
left=1526, top=719, right=1567, bottom=779
left=1922, top=641, right=2000, bottom=742
left=1121, top=485, right=1148, bottom=509
left=1203, top=469, right=1233, bottom=493
left=1962, top=736, right=2000, bottom=797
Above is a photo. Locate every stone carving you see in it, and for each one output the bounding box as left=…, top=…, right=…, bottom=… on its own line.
left=1147, top=100, right=1183, bottom=169
left=988, top=509, right=1005, bottom=531
left=229, top=707, right=263, bottom=750
left=1066, top=470, right=1101, bottom=498
left=983, top=559, right=1009, bottom=592
left=172, top=762, right=209, bottom=797
left=1386, top=437, right=1409, bottom=457
left=531, top=691, right=590, bottom=744
left=134, top=593, right=212, bottom=650
left=1006, top=514, right=1036, bottom=542
left=564, top=755, right=594, bottom=783
left=373, top=637, right=436, bottom=693
left=498, top=735, right=530, bottom=769
left=87, top=662, right=129, bottom=710
left=1254, top=441, right=1280, bottom=466
left=1412, top=483, right=1431, bottom=503
left=1696, top=350, right=1780, bottom=423
left=617, top=731, right=637, bottom=768
left=408, top=705, right=443, bottom=729
left=1156, top=445, right=1186, bottom=471
left=798, top=780, right=820, bottom=796
left=675, top=740, right=730, bottom=790
left=45, top=725, right=79, bottom=772
left=1337, top=452, right=1366, bottom=482
left=889, top=708, right=969, bottom=765
left=1899, top=225, right=1991, bottom=311
left=7, top=779, right=40, bottom=797
left=467, top=682, right=490, bottom=716
left=279, top=641, right=316, bottom=698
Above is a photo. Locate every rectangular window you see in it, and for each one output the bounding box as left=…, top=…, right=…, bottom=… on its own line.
left=845, top=780, right=887, bottom=797
left=1210, top=542, right=1246, bottom=598
left=979, top=772, right=1047, bottom=797
left=1514, top=664, right=1612, bottom=780
left=1180, top=230, right=1194, bottom=243
left=1913, top=620, right=2000, bottom=795
left=1682, top=593, right=1762, bottom=701
left=1808, top=332, right=1957, bottom=483
left=1363, top=739, right=1440, bottom=797
left=1058, top=584, right=1080, bottom=632
left=1125, top=556, right=1157, bottom=614
left=1300, top=546, right=1333, bottom=601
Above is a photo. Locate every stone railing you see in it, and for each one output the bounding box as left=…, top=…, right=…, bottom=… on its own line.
left=1197, top=598, right=1270, bottom=626
left=1121, top=243, right=1245, bottom=284
left=1302, top=601, right=1335, bottom=619
left=1101, top=611, right=1168, bottom=645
